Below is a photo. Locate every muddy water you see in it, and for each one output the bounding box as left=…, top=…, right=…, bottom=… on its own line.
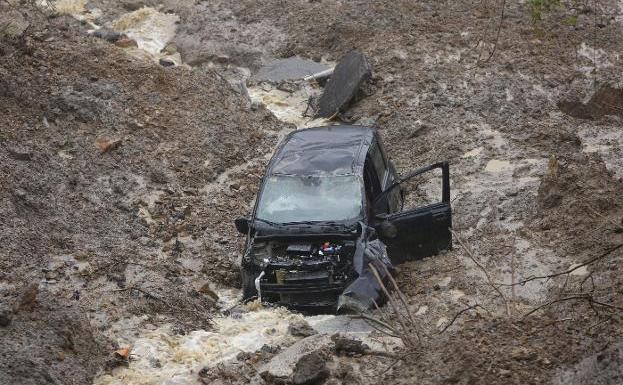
left=95, top=300, right=301, bottom=385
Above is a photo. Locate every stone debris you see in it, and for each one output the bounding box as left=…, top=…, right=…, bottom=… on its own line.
left=254, top=57, right=330, bottom=83
left=288, top=319, right=318, bottom=337
left=315, top=50, right=372, bottom=118
left=292, top=352, right=329, bottom=385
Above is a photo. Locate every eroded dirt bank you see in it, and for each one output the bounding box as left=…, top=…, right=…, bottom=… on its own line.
left=1, top=1, right=623, bottom=384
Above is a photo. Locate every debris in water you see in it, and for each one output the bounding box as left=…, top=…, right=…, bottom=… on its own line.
left=114, top=37, right=138, bottom=48
left=288, top=319, right=318, bottom=337
left=315, top=50, right=372, bottom=118
left=159, top=58, right=176, bottom=67
left=254, top=57, right=330, bottom=83
left=113, top=346, right=131, bottom=359
left=112, top=7, right=179, bottom=55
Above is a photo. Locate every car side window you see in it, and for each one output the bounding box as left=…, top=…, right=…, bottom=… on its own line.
left=364, top=156, right=388, bottom=215
left=369, top=141, right=387, bottom=187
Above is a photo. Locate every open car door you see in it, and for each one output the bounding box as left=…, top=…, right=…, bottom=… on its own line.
left=375, top=162, right=452, bottom=264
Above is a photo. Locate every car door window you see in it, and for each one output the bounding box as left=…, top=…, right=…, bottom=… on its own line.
left=364, top=156, right=388, bottom=215
left=369, top=142, right=387, bottom=188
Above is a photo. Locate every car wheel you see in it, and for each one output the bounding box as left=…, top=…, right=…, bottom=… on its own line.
left=240, top=267, right=258, bottom=300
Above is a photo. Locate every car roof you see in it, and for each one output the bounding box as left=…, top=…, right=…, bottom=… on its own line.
left=267, top=125, right=376, bottom=177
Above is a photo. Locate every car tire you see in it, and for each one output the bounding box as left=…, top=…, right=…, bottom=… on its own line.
left=240, top=267, right=258, bottom=300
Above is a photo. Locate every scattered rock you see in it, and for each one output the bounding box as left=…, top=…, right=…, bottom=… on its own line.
left=196, top=281, right=219, bottom=302
left=276, top=80, right=298, bottom=93
left=0, top=305, right=12, bottom=327
left=161, top=43, right=178, bottom=55
left=159, top=58, right=176, bottom=67
left=95, top=138, right=122, bottom=154
left=18, top=283, right=39, bottom=312
left=331, top=334, right=369, bottom=356
left=292, top=352, right=329, bottom=385
left=258, top=334, right=332, bottom=381
left=316, top=50, right=372, bottom=118
left=115, top=37, right=138, bottom=48
left=288, top=319, right=317, bottom=337
left=113, top=346, right=131, bottom=359
left=7, top=147, right=33, bottom=161
left=93, top=29, right=123, bottom=43
left=0, top=10, right=29, bottom=38
left=435, top=276, right=452, bottom=290
left=261, top=344, right=282, bottom=354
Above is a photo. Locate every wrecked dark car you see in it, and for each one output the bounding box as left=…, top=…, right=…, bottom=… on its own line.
left=234, top=125, right=452, bottom=312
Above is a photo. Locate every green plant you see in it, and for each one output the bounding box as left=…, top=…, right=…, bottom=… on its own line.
left=528, top=0, right=561, bottom=22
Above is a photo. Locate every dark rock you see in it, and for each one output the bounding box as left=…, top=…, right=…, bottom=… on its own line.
left=8, top=147, right=33, bottom=161
left=159, top=58, right=176, bottom=67
left=316, top=50, right=372, bottom=118
left=276, top=80, right=298, bottom=93
left=93, top=29, right=123, bottom=43
left=331, top=334, right=369, bottom=356
left=288, top=319, right=317, bottom=337
left=261, top=344, right=282, bottom=354
left=18, top=283, right=39, bottom=312
left=0, top=305, right=12, bottom=327
left=292, top=352, right=329, bottom=385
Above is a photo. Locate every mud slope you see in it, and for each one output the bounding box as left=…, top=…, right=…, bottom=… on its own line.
left=0, top=11, right=289, bottom=384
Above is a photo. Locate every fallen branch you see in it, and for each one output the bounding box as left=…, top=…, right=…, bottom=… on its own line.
left=498, top=243, right=623, bottom=287
left=439, top=303, right=487, bottom=334
left=522, top=294, right=623, bottom=319
left=369, top=263, right=417, bottom=348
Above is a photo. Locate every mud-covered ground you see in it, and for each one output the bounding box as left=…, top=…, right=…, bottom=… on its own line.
left=1, top=1, right=623, bottom=384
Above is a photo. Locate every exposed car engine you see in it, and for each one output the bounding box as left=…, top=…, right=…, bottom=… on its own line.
left=248, top=240, right=357, bottom=308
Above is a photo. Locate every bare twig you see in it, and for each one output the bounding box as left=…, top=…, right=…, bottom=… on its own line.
left=368, top=263, right=416, bottom=348
left=522, top=294, right=623, bottom=319
left=499, top=243, right=623, bottom=287
left=380, top=264, right=420, bottom=342
left=439, top=303, right=487, bottom=334
left=350, top=313, right=400, bottom=338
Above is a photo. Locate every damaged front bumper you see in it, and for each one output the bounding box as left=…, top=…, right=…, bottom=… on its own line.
left=246, top=224, right=393, bottom=312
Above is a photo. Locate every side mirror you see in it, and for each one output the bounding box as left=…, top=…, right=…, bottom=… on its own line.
left=234, top=217, right=250, bottom=234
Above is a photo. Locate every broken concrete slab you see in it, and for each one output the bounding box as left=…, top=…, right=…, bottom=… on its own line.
left=258, top=334, right=332, bottom=381
left=254, top=57, right=330, bottom=83
left=315, top=50, right=372, bottom=118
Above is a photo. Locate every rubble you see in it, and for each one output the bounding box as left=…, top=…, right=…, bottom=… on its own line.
left=253, top=57, right=330, bottom=83
left=288, top=319, right=318, bottom=337
left=315, top=51, right=372, bottom=118
left=258, top=334, right=332, bottom=381
left=292, top=352, right=330, bottom=385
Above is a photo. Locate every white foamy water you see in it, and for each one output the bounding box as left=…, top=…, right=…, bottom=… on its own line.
left=95, top=303, right=304, bottom=385
left=112, top=8, right=179, bottom=56
left=247, top=83, right=329, bottom=128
